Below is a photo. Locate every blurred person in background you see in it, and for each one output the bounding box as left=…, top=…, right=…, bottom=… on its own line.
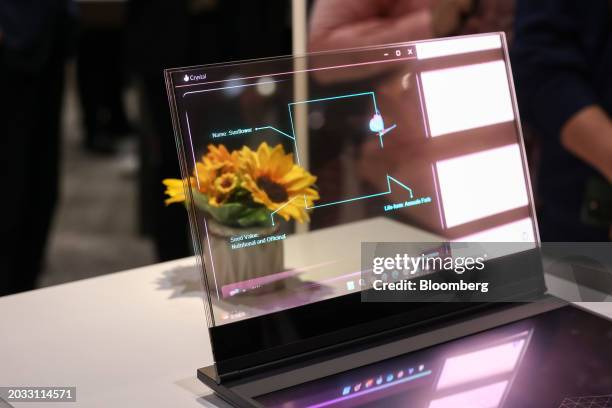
left=77, top=6, right=132, bottom=155
left=307, top=0, right=515, bottom=229
left=309, top=0, right=515, bottom=53
left=0, top=0, right=76, bottom=295
left=126, top=0, right=193, bottom=262
left=512, top=0, right=612, bottom=241
left=126, top=0, right=291, bottom=261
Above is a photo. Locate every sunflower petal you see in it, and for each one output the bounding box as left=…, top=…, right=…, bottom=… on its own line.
left=237, top=142, right=318, bottom=224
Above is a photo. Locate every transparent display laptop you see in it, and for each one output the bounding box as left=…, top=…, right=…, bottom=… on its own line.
left=164, top=33, right=612, bottom=407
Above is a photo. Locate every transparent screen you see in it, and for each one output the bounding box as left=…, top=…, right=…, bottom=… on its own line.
left=165, top=33, right=538, bottom=327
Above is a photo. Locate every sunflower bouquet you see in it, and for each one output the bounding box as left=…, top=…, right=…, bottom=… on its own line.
left=163, top=143, right=319, bottom=228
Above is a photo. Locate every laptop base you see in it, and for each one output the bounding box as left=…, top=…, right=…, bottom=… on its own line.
left=197, top=298, right=569, bottom=407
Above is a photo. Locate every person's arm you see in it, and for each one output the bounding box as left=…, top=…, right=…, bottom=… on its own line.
left=308, top=0, right=473, bottom=83
left=309, top=0, right=433, bottom=53
left=561, top=106, right=612, bottom=183
left=512, top=0, right=612, bottom=181
left=309, top=0, right=475, bottom=52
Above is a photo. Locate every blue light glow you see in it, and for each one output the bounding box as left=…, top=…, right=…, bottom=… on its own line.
left=369, top=114, right=385, bottom=133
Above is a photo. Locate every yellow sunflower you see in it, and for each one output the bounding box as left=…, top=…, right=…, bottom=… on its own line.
left=240, top=143, right=319, bottom=223
left=203, top=144, right=240, bottom=173
left=207, top=172, right=239, bottom=207
left=162, top=178, right=194, bottom=206
left=214, top=172, right=238, bottom=194
left=196, top=144, right=242, bottom=207
left=194, top=161, right=216, bottom=194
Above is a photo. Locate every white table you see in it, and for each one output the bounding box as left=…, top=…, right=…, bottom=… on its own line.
left=0, top=257, right=223, bottom=407
left=2, top=221, right=611, bottom=407
left=0, top=218, right=439, bottom=408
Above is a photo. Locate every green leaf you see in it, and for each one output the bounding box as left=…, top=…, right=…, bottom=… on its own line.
left=190, top=189, right=270, bottom=228
left=237, top=207, right=271, bottom=228
left=190, top=189, right=209, bottom=210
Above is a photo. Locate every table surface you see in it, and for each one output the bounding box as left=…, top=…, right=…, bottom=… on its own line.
left=1, top=218, right=611, bottom=407
left=0, top=256, right=222, bottom=408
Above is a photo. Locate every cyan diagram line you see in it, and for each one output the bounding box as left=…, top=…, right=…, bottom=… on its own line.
left=254, top=126, right=294, bottom=140
left=378, top=124, right=398, bottom=148
left=287, top=91, right=396, bottom=149
left=305, top=175, right=414, bottom=210
left=288, top=91, right=379, bottom=113
left=250, top=91, right=412, bottom=226
left=255, top=90, right=394, bottom=156
left=271, top=176, right=414, bottom=225
left=270, top=196, right=300, bottom=227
